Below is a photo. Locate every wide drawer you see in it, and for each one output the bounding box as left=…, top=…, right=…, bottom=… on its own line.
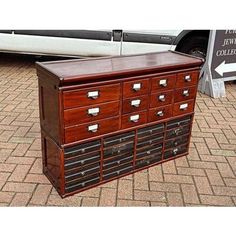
left=121, top=111, right=147, bottom=129
left=104, top=131, right=135, bottom=147
left=123, top=79, right=149, bottom=98
left=136, top=144, right=163, bottom=159
left=174, top=86, right=197, bottom=103
left=176, top=71, right=199, bottom=88
left=64, top=116, right=120, bottom=143
left=148, top=104, right=172, bottom=122
left=122, top=95, right=148, bottom=114
left=137, top=134, right=164, bottom=149
left=173, top=100, right=195, bottom=116
left=64, top=101, right=119, bottom=127
left=137, top=123, right=164, bottom=138
left=164, top=144, right=188, bottom=160
left=63, top=83, right=121, bottom=109
left=103, top=154, right=133, bottom=171
left=165, top=134, right=189, bottom=149
left=64, top=140, right=101, bottom=158
left=167, top=115, right=192, bottom=130
left=135, top=152, right=162, bottom=169
left=166, top=124, right=191, bottom=139
left=151, top=74, right=176, bottom=92
left=64, top=151, right=101, bottom=170
left=150, top=90, right=173, bottom=108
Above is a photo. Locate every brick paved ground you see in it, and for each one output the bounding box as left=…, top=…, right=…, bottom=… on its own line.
left=0, top=54, right=235, bottom=207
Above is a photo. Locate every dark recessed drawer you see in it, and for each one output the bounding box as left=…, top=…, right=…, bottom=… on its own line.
left=150, top=90, right=173, bottom=108
left=137, top=123, right=164, bottom=138
left=104, top=141, right=134, bottom=159
left=64, top=140, right=101, bottom=158
left=166, top=125, right=191, bottom=139
left=121, top=111, right=147, bottom=129
left=122, top=95, right=148, bottom=114
left=65, top=162, right=100, bottom=182
left=151, top=74, right=176, bottom=92
left=64, top=151, right=100, bottom=170
left=137, top=134, right=164, bottom=149
left=148, top=105, right=172, bottom=122
left=167, top=115, right=191, bottom=130
left=176, top=71, right=199, bottom=88
left=173, top=100, right=195, bottom=116
left=164, top=144, right=188, bottom=160
left=103, top=163, right=133, bottom=181
left=136, top=144, right=163, bottom=159
left=64, top=101, right=119, bottom=127
left=123, top=79, right=149, bottom=98
left=174, top=86, right=197, bottom=103
left=64, top=116, right=120, bottom=144
left=103, top=155, right=133, bottom=171
left=104, top=131, right=135, bottom=147
left=63, top=83, right=121, bottom=109
left=165, top=134, right=189, bottom=149
left=65, top=175, right=100, bottom=193
left=135, top=153, right=162, bottom=169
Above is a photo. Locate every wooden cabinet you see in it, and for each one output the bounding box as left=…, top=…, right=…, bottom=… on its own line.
left=36, top=51, right=204, bottom=198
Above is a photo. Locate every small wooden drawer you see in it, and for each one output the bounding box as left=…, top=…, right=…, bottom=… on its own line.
left=148, top=105, right=172, bottom=122
left=151, top=74, right=176, bottom=92
left=122, top=95, right=148, bottom=114
left=64, top=101, right=119, bottom=127
left=64, top=116, right=120, bottom=144
left=63, top=83, right=121, bottom=109
left=176, top=71, right=199, bottom=88
left=173, top=100, right=195, bottom=116
left=150, top=90, right=173, bottom=108
left=174, top=86, right=197, bottom=102
left=121, top=111, right=147, bottom=129
left=123, top=79, right=149, bottom=98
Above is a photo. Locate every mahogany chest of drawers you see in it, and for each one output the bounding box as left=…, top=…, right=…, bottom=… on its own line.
left=36, top=51, right=204, bottom=198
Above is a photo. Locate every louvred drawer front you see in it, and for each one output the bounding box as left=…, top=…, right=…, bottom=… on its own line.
left=64, top=101, right=119, bottom=127
left=64, top=116, right=120, bottom=143
left=174, top=86, right=197, bottom=102
left=173, top=100, right=195, bottom=116
left=123, top=79, right=149, bottom=98
left=150, top=90, right=173, bottom=108
left=63, top=83, right=121, bottom=109
left=151, top=74, right=176, bottom=92
left=176, top=71, right=199, bottom=88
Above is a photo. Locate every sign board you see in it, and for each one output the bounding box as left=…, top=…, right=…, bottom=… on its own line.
left=199, top=30, right=236, bottom=98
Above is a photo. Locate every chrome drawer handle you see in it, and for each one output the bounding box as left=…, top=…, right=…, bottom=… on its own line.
left=131, top=99, right=141, bottom=107
left=88, top=107, right=100, bottom=116
left=183, top=89, right=189, bottom=97
left=81, top=171, right=85, bottom=176
left=184, top=75, right=191, bottom=82
left=117, top=160, right=121, bottom=165
left=174, top=128, right=181, bottom=135
left=116, top=170, right=120, bottom=175
left=159, top=79, right=167, bottom=87
left=173, top=148, right=178, bottom=155
left=87, top=91, right=99, bottom=99
left=88, top=124, right=99, bottom=133
left=180, top=103, right=188, bottom=111
left=157, top=110, right=164, bottom=117
left=130, top=114, right=140, bottom=123
left=158, top=94, right=166, bottom=102
left=81, top=183, right=85, bottom=187
left=133, top=83, right=141, bottom=91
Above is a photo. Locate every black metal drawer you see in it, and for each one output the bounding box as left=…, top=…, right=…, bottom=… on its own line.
left=165, top=134, right=189, bottom=149
left=166, top=125, right=190, bottom=139
left=64, top=151, right=100, bottom=170
left=167, top=115, right=191, bottom=130
left=65, top=162, right=100, bottom=182
left=65, top=175, right=100, bottom=193
left=103, top=154, right=133, bottom=171
left=104, top=131, right=135, bottom=147
left=137, top=123, right=164, bottom=138
left=103, top=164, right=133, bottom=181
left=136, top=144, right=163, bottom=159
left=164, top=144, right=188, bottom=160
left=135, top=152, right=162, bottom=169
left=104, top=141, right=134, bottom=159
left=137, top=134, right=164, bottom=149
left=64, top=140, right=101, bottom=158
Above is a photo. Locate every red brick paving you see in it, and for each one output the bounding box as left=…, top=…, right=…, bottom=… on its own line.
left=0, top=54, right=235, bottom=206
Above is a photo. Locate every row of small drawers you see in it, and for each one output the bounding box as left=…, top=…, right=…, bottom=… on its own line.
left=64, top=99, right=194, bottom=144
left=63, top=115, right=192, bottom=193
left=63, top=70, right=198, bottom=109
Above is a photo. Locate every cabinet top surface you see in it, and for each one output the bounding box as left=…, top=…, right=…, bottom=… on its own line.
left=36, top=51, right=203, bottom=82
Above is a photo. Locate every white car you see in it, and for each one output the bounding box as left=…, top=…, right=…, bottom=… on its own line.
left=0, top=30, right=209, bottom=58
